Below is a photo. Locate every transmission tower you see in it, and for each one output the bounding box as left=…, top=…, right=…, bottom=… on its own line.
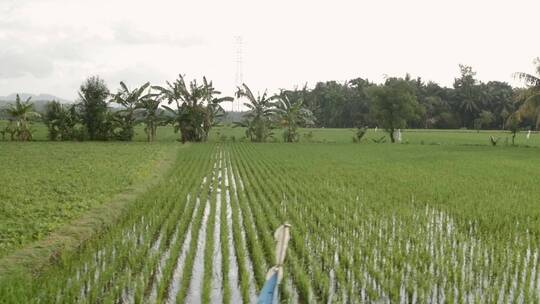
left=234, top=35, right=243, bottom=112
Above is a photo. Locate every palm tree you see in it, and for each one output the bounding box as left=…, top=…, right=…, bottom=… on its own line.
left=111, top=81, right=151, bottom=141
left=3, top=94, right=40, bottom=141
left=235, top=84, right=277, bottom=142
left=514, top=58, right=540, bottom=128
left=154, top=75, right=232, bottom=142
left=454, top=65, right=480, bottom=127
left=135, top=88, right=163, bottom=142
left=275, top=93, right=315, bottom=142
left=459, top=97, right=479, bottom=114
left=458, top=91, right=480, bottom=127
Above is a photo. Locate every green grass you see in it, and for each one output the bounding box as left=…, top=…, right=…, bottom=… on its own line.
left=210, top=126, right=540, bottom=146
left=0, top=141, right=175, bottom=258
left=2, top=119, right=539, bottom=146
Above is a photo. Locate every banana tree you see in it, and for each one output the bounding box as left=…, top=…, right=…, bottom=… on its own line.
left=154, top=75, right=232, bottom=143
left=135, top=88, right=164, bottom=142
left=234, top=84, right=277, bottom=142
left=275, top=93, right=315, bottom=142
left=204, top=95, right=232, bottom=139
left=44, top=101, right=82, bottom=141
left=111, top=81, right=151, bottom=141
left=2, top=94, right=40, bottom=141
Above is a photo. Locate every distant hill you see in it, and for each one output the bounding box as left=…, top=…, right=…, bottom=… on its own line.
left=220, top=111, right=246, bottom=124
left=0, top=95, right=245, bottom=122
left=0, top=93, right=71, bottom=103
left=0, top=93, right=72, bottom=115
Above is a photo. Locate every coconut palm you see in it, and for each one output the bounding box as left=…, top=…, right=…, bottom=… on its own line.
left=2, top=94, right=40, bottom=141
left=454, top=65, right=481, bottom=127
left=514, top=58, right=540, bottom=128
left=111, top=81, right=151, bottom=140
left=515, top=58, right=540, bottom=88
left=234, top=84, right=277, bottom=142
left=275, top=93, right=315, bottom=142
left=154, top=75, right=232, bottom=142
left=459, top=97, right=479, bottom=114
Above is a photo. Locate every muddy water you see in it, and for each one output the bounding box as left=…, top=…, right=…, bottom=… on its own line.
left=224, top=160, right=242, bottom=303
left=227, top=152, right=258, bottom=302
left=145, top=195, right=193, bottom=303
left=184, top=154, right=218, bottom=303
left=183, top=200, right=210, bottom=303
left=285, top=277, right=300, bottom=304
left=163, top=162, right=214, bottom=303
left=163, top=197, right=199, bottom=303
left=211, top=155, right=223, bottom=303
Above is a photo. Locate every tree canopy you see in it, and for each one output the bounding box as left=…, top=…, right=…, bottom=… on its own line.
left=78, top=76, right=110, bottom=140
left=154, top=75, right=233, bottom=143
left=270, top=65, right=533, bottom=131
left=3, top=61, right=540, bottom=144
left=368, top=78, right=421, bottom=143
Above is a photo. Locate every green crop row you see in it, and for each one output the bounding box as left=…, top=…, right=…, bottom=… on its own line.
left=2, top=142, right=540, bottom=303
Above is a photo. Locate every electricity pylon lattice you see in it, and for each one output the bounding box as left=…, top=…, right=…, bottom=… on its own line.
left=234, top=35, right=243, bottom=112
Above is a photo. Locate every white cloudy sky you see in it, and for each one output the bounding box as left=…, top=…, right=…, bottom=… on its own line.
left=1, top=0, right=539, bottom=106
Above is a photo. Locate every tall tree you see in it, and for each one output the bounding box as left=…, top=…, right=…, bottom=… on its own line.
left=2, top=94, right=40, bottom=141
left=453, top=65, right=481, bottom=128
left=78, top=76, right=110, bottom=140
left=514, top=58, right=540, bottom=129
left=235, top=84, right=277, bottom=142
left=111, top=81, right=151, bottom=141
left=474, top=110, right=495, bottom=131
left=275, top=92, right=315, bottom=142
left=368, top=78, right=420, bottom=143
left=478, top=81, right=514, bottom=129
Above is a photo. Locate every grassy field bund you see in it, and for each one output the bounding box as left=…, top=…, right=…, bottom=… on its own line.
left=0, top=127, right=540, bottom=303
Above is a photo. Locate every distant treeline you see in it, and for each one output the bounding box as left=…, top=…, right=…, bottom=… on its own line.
left=281, top=65, right=537, bottom=130
left=2, top=61, right=540, bottom=143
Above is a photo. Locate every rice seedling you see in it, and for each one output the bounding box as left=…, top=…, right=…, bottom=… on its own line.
left=2, top=139, right=540, bottom=303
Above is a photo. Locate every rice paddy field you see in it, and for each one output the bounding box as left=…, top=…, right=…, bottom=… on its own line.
left=1, top=127, right=540, bottom=303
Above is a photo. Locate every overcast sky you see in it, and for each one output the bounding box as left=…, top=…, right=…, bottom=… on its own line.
left=1, top=0, right=539, bottom=107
